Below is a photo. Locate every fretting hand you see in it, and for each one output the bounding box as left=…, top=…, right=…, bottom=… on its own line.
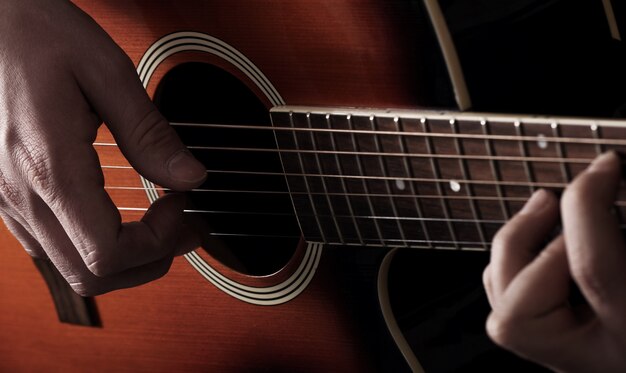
left=0, top=0, right=206, bottom=295
left=484, top=151, right=626, bottom=372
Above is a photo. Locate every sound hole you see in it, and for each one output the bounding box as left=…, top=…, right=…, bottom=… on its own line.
left=153, top=62, right=300, bottom=276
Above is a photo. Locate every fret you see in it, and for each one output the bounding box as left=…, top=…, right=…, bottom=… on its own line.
left=396, top=117, right=432, bottom=246
left=325, top=114, right=364, bottom=245
left=482, top=120, right=511, bottom=220
left=305, top=113, right=345, bottom=244
left=515, top=121, right=536, bottom=195
left=451, top=119, right=487, bottom=249
left=347, top=115, right=385, bottom=246
left=551, top=123, right=572, bottom=183
left=271, top=106, right=626, bottom=249
left=288, top=112, right=327, bottom=243
left=589, top=123, right=624, bottom=223
left=591, top=124, right=605, bottom=154
left=420, top=118, right=459, bottom=249
left=369, top=116, right=408, bottom=246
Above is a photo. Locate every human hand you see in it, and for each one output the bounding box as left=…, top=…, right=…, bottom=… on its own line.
left=483, top=151, right=626, bottom=372
left=0, top=0, right=206, bottom=296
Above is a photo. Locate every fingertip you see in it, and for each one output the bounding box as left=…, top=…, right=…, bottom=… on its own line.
left=586, top=151, right=620, bottom=174
left=166, top=150, right=207, bottom=190
left=519, top=189, right=556, bottom=215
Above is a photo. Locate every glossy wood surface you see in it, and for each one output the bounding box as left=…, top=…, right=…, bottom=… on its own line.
left=0, top=1, right=434, bottom=371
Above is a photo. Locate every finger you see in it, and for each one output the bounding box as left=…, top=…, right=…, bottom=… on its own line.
left=70, top=15, right=206, bottom=191
left=483, top=264, right=495, bottom=307
left=487, top=235, right=604, bottom=373
left=0, top=210, right=47, bottom=258
left=561, top=151, right=626, bottom=328
left=20, top=131, right=192, bottom=277
left=489, top=189, right=559, bottom=300
left=25, top=197, right=175, bottom=296
left=497, top=236, right=572, bottom=320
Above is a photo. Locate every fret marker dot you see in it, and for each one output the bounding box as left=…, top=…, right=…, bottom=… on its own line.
left=449, top=119, right=455, bottom=125
left=480, top=120, right=487, bottom=126
left=325, top=114, right=330, bottom=120
left=514, top=121, right=521, bottom=127
left=537, top=134, right=548, bottom=149
left=369, top=115, right=375, bottom=121
left=449, top=180, right=461, bottom=193
left=591, top=124, right=598, bottom=131
left=395, top=179, right=406, bottom=191
left=551, top=122, right=558, bottom=129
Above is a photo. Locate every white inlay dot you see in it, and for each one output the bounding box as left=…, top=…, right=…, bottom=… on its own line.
left=537, top=134, right=548, bottom=149
left=449, top=180, right=461, bottom=193
left=395, top=179, right=406, bottom=191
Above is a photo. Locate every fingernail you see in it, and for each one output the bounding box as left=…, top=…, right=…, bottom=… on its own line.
left=519, top=189, right=550, bottom=215
left=167, top=150, right=206, bottom=183
left=587, top=151, right=619, bottom=173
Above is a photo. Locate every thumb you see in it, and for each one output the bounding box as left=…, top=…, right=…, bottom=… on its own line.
left=110, top=105, right=207, bottom=191
left=71, top=21, right=206, bottom=190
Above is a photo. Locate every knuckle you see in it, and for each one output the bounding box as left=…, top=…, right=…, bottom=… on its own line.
left=561, top=178, right=590, bottom=211
left=0, top=169, right=21, bottom=208
left=85, top=255, right=114, bottom=278
left=131, top=108, right=175, bottom=152
left=482, top=266, right=491, bottom=287
left=491, top=227, right=514, bottom=251
left=13, top=137, right=56, bottom=197
left=486, top=313, right=520, bottom=349
left=65, top=271, right=103, bottom=297
left=570, top=261, right=608, bottom=304
left=69, top=282, right=101, bottom=297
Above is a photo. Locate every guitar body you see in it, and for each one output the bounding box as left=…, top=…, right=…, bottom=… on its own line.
left=0, top=1, right=437, bottom=371
left=6, top=1, right=615, bottom=371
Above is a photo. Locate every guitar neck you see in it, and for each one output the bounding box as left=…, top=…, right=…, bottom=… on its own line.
left=270, top=106, right=626, bottom=250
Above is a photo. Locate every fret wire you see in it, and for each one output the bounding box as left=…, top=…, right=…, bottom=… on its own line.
left=94, top=123, right=626, bottom=146
left=421, top=118, right=460, bottom=249
left=370, top=116, right=408, bottom=246
left=516, top=121, right=536, bottom=194
left=552, top=123, right=572, bottom=182
left=306, top=113, right=345, bottom=244
left=396, top=117, right=432, bottom=246
left=482, top=120, right=511, bottom=219
left=347, top=115, right=386, bottom=246
left=451, top=120, right=487, bottom=249
left=288, top=113, right=327, bottom=242
left=326, top=114, right=364, bottom=245
left=591, top=124, right=623, bottom=223
left=593, top=123, right=605, bottom=154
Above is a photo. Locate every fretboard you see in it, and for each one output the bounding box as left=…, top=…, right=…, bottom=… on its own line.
left=270, top=106, right=626, bottom=251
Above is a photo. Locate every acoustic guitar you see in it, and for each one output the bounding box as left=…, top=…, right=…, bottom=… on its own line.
left=1, top=1, right=625, bottom=372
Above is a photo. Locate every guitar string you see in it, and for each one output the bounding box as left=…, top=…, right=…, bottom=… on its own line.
left=118, top=206, right=509, bottom=224
left=98, top=119, right=626, bottom=245
left=101, top=169, right=626, bottom=204
left=98, top=144, right=603, bottom=164
left=153, top=121, right=626, bottom=147
left=192, top=147, right=595, bottom=163
left=96, top=120, right=626, bottom=220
